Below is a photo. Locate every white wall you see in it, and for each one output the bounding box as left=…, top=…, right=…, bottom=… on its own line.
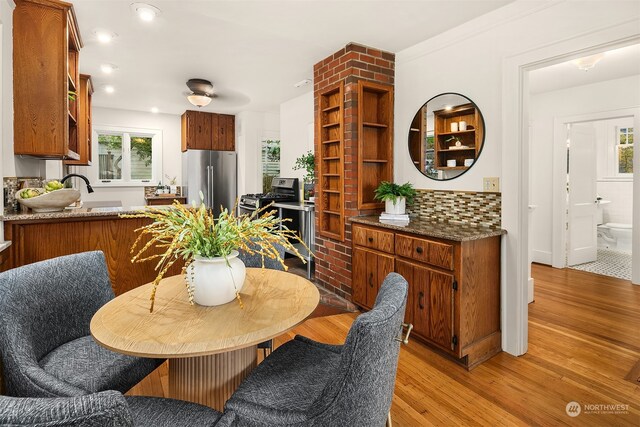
left=236, top=110, right=280, bottom=196
left=529, top=76, right=639, bottom=262
left=71, top=107, right=182, bottom=207
left=280, top=91, right=314, bottom=183
left=1, top=0, right=43, bottom=179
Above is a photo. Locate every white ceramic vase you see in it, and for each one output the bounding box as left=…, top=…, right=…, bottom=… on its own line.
left=385, top=197, right=406, bottom=215
left=187, top=250, right=246, bottom=306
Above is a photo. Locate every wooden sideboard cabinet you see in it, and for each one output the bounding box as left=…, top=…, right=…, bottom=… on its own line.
left=351, top=221, right=501, bottom=369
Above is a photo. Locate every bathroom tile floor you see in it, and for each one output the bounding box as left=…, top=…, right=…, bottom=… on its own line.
left=568, top=248, right=632, bottom=281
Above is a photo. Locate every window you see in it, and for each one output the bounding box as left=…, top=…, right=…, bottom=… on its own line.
left=616, top=127, right=633, bottom=175
left=92, top=126, right=162, bottom=186
left=261, top=139, right=280, bottom=193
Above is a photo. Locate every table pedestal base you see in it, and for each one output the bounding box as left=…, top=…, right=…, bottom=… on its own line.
left=169, top=346, right=258, bottom=410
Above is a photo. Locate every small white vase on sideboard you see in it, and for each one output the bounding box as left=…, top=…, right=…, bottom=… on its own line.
left=187, top=251, right=246, bottom=306
left=385, top=197, right=406, bottom=215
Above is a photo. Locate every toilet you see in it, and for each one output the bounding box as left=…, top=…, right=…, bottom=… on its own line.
left=597, top=223, right=632, bottom=253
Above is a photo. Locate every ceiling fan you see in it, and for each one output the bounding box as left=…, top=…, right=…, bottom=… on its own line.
left=185, top=78, right=215, bottom=107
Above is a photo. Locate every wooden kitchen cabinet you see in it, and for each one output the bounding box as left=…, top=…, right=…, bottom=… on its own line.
left=181, top=110, right=211, bottom=150
left=351, top=221, right=501, bottom=369
left=181, top=111, right=235, bottom=152
left=13, top=0, right=82, bottom=159
left=65, top=74, right=94, bottom=166
left=352, top=247, right=394, bottom=310
left=214, top=114, right=235, bottom=151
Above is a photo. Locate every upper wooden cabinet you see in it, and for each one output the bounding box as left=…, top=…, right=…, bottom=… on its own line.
left=181, top=111, right=235, bottom=152
left=65, top=74, right=93, bottom=166
left=13, top=0, right=82, bottom=159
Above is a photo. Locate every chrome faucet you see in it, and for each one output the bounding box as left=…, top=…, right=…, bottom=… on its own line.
left=61, top=174, right=94, bottom=193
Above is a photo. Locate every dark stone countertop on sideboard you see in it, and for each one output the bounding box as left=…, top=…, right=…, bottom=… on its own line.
left=0, top=205, right=186, bottom=222
left=349, top=216, right=506, bottom=242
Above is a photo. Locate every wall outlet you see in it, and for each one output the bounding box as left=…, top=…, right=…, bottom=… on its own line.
left=483, top=177, right=500, bottom=192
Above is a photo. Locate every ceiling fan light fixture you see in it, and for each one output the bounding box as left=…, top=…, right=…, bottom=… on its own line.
left=187, top=94, right=212, bottom=107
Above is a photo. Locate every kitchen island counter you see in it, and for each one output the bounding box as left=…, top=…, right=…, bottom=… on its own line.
left=1, top=207, right=183, bottom=295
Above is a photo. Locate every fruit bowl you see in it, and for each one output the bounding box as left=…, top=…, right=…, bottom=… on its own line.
left=15, top=188, right=81, bottom=213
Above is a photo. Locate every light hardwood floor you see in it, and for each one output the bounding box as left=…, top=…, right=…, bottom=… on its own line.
left=128, top=264, right=640, bottom=426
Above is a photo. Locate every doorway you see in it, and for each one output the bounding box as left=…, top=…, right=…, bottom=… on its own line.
left=527, top=44, right=639, bottom=295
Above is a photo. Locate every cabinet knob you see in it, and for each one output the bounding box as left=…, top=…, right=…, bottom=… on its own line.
left=368, top=237, right=373, bottom=243
left=416, top=246, right=423, bottom=254
left=368, top=273, right=374, bottom=288
left=418, top=291, right=425, bottom=310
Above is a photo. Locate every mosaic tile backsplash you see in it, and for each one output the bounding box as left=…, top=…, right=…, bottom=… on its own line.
left=3, top=177, right=45, bottom=213
left=410, top=189, right=501, bottom=228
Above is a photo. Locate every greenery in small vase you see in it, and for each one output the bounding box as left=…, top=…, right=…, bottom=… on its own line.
left=68, top=90, right=76, bottom=101
left=293, top=151, right=315, bottom=183
left=374, top=181, right=417, bottom=205
left=122, top=196, right=308, bottom=312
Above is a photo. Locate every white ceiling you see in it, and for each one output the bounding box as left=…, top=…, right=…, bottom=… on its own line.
left=73, top=0, right=513, bottom=115
left=529, top=43, right=640, bottom=94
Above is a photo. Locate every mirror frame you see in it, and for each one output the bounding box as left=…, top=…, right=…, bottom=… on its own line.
left=407, top=92, right=486, bottom=181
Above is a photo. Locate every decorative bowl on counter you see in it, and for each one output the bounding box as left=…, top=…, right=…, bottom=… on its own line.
left=15, top=188, right=81, bottom=213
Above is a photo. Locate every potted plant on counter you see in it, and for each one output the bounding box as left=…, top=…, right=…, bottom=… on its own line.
left=122, top=195, right=308, bottom=312
left=293, top=151, right=315, bottom=201
left=374, top=181, right=417, bottom=215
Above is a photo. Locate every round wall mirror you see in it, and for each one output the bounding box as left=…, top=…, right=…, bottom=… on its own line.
left=408, top=93, right=485, bottom=180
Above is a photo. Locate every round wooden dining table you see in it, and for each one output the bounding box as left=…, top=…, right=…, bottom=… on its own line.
left=90, top=268, right=319, bottom=410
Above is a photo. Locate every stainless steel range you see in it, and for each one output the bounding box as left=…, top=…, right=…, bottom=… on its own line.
left=238, top=177, right=300, bottom=215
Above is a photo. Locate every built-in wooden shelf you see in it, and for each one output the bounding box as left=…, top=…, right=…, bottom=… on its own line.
left=322, top=105, right=340, bottom=113
left=358, top=81, right=393, bottom=209
left=362, top=122, right=388, bottom=128
left=318, top=81, right=345, bottom=241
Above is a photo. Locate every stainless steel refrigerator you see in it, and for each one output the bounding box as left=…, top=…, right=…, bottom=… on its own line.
left=182, top=150, right=237, bottom=215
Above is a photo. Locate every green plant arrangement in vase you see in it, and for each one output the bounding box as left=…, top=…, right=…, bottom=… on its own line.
left=122, top=195, right=308, bottom=312
left=374, top=181, right=417, bottom=215
left=293, top=151, right=315, bottom=200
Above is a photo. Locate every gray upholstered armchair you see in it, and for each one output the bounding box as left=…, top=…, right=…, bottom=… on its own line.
left=0, top=251, right=164, bottom=397
left=237, top=239, right=286, bottom=271
left=0, top=390, right=222, bottom=426
left=221, top=272, right=409, bottom=426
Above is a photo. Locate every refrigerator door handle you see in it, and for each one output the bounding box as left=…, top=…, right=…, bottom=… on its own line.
left=206, top=165, right=211, bottom=207
left=210, top=165, right=216, bottom=212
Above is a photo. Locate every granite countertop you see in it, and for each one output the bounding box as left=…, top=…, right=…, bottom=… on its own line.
left=1, top=204, right=185, bottom=222
left=145, top=195, right=186, bottom=200
left=350, top=215, right=506, bottom=242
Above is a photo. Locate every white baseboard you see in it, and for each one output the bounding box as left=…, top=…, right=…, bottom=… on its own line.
left=528, top=278, right=535, bottom=304
left=532, top=249, right=552, bottom=265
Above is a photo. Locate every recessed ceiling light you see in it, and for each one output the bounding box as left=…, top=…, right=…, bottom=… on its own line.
left=151, top=107, right=159, bottom=113
left=100, top=63, right=118, bottom=74
left=444, top=105, right=453, bottom=111
left=293, top=79, right=312, bottom=88
left=131, top=3, right=161, bottom=22
left=93, top=29, right=117, bottom=44
left=104, top=85, right=115, bottom=94
left=572, top=52, right=605, bottom=71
